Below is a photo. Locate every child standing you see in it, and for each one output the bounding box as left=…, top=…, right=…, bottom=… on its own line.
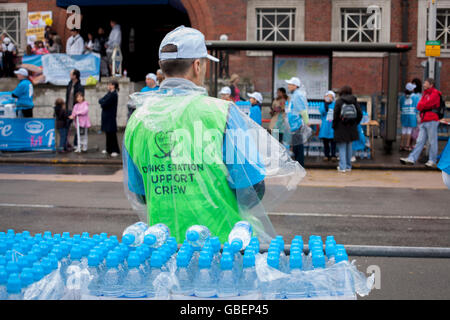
left=54, top=98, right=69, bottom=153
left=399, top=83, right=420, bottom=151
left=69, top=92, right=91, bottom=152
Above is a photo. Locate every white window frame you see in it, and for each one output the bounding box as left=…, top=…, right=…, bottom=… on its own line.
left=247, top=0, right=305, bottom=56
left=0, top=3, right=27, bottom=53
left=417, top=0, right=450, bottom=58
left=331, top=0, right=391, bottom=58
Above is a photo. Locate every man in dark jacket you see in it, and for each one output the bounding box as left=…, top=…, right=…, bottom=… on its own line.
left=333, top=85, right=363, bottom=173
left=400, top=78, right=441, bottom=168
left=99, top=80, right=120, bottom=157
left=66, top=69, right=85, bottom=150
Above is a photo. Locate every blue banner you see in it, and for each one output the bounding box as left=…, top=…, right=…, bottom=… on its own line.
left=41, top=53, right=100, bottom=86
left=22, top=55, right=43, bottom=67
left=0, top=118, right=55, bottom=151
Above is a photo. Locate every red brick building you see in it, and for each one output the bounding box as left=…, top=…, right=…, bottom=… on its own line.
left=1, top=0, right=449, bottom=97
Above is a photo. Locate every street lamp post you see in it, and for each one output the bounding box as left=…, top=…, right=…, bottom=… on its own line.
left=428, top=0, right=437, bottom=79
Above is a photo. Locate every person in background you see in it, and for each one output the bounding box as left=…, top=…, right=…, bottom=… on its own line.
left=69, top=92, right=91, bottom=153
left=271, top=88, right=288, bottom=117
left=105, top=19, right=122, bottom=74
left=94, top=27, right=109, bottom=77
left=286, top=77, right=310, bottom=167
left=410, top=78, right=423, bottom=148
left=32, top=41, right=49, bottom=55
left=229, top=73, right=244, bottom=102
left=2, top=37, right=16, bottom=77
left=47, top=33, right=62, bottom=53
left=400, top=78, right=441, bottom=168
left=319, top=90, right=337, bottom=162
left=25, top=45, right=34, bottom=56
left=54, top=98, right=69, bottom=153
left=247, top=91, right=263, bottom=125
left=66, top=28, right=84, bottom=55
left=269, top=88, right=290, bottom=147
left=399, top=83, right=420, bottom=152
left=12, top=68, right=34, bottom=118
left=141, top=73, right=158, bottom=92
left=99, top=80, right=121, bottom=158
left=84, top=33, right=95, bottom=54
left=332, top=85, right=363, bottom=173
left=219, top=86, right=233, bottom=101
left=156, top=69, right=165, bottom=86
left=66, top=69, right=85, bottom=150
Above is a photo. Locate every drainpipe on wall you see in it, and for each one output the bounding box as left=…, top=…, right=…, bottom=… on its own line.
left=400, top=0, right=409, bottom=86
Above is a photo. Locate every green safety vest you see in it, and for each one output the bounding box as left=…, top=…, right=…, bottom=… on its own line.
left=124, top=93, right=242, bottom=243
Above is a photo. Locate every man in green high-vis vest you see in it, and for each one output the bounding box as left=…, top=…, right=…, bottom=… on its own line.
left=123, top=26, right=304, bottom=243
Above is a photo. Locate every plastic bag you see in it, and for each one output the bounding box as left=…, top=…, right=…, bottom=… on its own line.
left=123, top=79, right=306, bottom=244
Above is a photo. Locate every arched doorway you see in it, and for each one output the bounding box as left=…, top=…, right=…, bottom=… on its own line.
left=79, top=2, right=191, bottom=82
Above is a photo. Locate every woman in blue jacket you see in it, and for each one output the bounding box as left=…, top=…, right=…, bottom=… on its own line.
left=399, top=83, right=420, bottom=151
left=319, top=90, right=336, bottom=161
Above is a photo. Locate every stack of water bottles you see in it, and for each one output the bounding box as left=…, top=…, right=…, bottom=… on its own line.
left=0, top=221, right=373, bottom=300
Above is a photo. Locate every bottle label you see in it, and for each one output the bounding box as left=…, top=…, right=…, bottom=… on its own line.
left=235, top=221, right=253, bottom=235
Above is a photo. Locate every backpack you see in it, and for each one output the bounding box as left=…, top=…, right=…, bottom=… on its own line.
left=340, top=103, right=357, bottom=121
left=434, top=93, right=446, bottom=120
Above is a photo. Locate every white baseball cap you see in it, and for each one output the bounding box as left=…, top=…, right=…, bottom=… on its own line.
left=405, top=83, right=416, bottom=91
left=3, top=37, right=11, bottom=44
left=248, top=92, right=263, bottom=104
left=146, top=73, right=157, bottom=82
left=325, top=90, right=336, bottom=99
left=14, top=68, right=29, bottom=77
left=285, top=77, right=301, bottom=87
left=159, top=25, right=219, bottom=62
left=219, top=86, right=231, bottom=95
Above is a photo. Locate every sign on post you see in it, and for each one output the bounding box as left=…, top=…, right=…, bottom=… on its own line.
left=425, top=40, right=441, bottom=57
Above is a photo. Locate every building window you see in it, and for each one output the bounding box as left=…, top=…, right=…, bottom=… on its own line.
left=0, top=11, right=21, bottom=47
left=341, top=8, right=381, bottom=43
left=418, top=0, right=450, bottom=57
left=256, top=8, right=296, bottom=41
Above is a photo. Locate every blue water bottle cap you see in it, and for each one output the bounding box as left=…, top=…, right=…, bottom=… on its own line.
left=72, top=234, right=81, bottom=243
left=41, top=258, right=52, bottom=275
left=22, top=230, right=31, bottom=238
left=325, top=243, right=336, bottom=258
left=92, top=234, right=101, bottom=243
left=0, top=242, right=7, bottom=255
left=0, top=268, right=7, bottom=285
left=150, top=251, right=163, bottom=268
left=32, top=263, right=44, bottom=281
left=0, top=256, right=6, bottom=267
left=6, top=262, right=19, bottom=275
left=70, top=246, right=83, bottom=260
left=81, top=232, right=90, bottom=239
left=62, top=232, right=71, bottom=239
left=312, top=253, right=326, bottom=269
left=290, top=253, right=302, bottom=269
left=100, top=232, right=108, bottom=239
left=43, top=231, right=52, bottom=239
left=176, top=253, right=189, bottom=268
left=88, top=253, right=100, bottom=267
left=110, top=235, right=118, bottom=243
left=336, top=244, right=346, bottom=252
left=231, top=239, right=243, bottom=253
left=47, top=254, right=58, bottom=270
left=168, top=237, right=178, bottom=254
left=20, top=269, right=34, bottom=287
left=122, top=234, right=135, bottom=246
left=267, top=252, right=280, bottom=269
left=335, top=251, right=349, bottom=263
left=198, top=252, right=211, bottom=269
left=144, top=234, right=156, bottom=246
left=220, top=252, right=233, bottom=270
left=17, top=256, right=27, bottom=271
left=127, top=253, right=140, bottom=268
left=7, top=229, right=15, bottom=236
left=106, top=254, right=119, bottom=268
left=6, top=274, right=21, bottom=294
left=243, top=251, right=255, bottom=268
left=186, top=230, right=199, bottom=242
left=222, top=242, right=232, bottom=254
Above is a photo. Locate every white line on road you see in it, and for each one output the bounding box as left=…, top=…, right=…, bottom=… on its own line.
left=268, top=212, right=450, bottom=221
left=0, top=203, right=56, bottom=208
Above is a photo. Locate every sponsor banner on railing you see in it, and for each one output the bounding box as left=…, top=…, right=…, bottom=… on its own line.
left=0, top=118, right=55, bottom=151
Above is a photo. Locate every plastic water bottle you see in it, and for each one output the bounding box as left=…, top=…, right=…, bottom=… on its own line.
left=101, top=254, right=123, bottom=297
left=309, top=252, right=331, bottom=298
left=122, top=222, right=148, bottom=247
left=194, top=252, right=216, bottom=298
left=19, top=268, right=34, bottom=298
left=186, top=225, right=211, bottom=250
left=146, top=250, right=163, bottom=298
left=6, top=274, right=22, bottom=300
left=144, top=223, right=170, bottom=248
left=209, top=237, right=221, bottom=280
left=331, top=250, right=354, bottom=297
left=217, top=252, right=237, bottom=297
left=285, top=252, right=307, bottom=299
left=123, top=252, right=146, bottom=298
left=0, top=267, right=7, bottom=299
left=228, top=221, right=253, bottom=252
left=85, top=253, right=102, bottom=297
left=173, top=252, right=194, bottom=296
left=260, top=251, right=284, bottom=299
left=238, top=250, right=259, bottom=296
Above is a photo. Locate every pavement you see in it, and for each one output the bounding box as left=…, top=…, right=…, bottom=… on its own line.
left=0, top=129, right=448, bottom=170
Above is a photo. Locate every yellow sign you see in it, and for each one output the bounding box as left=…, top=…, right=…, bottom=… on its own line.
left=28, top=13, right=41, bottom=22
left=425, top=40, right=441, bottom=57
left=26, top=27, right=45, bottom=36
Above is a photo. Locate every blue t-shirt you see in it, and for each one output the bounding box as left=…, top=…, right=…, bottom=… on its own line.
left=141, top=86, right=159, bottom=93
left=12, top=79, right=34, bottom=109
left=286, top=89, right=307, bottom=132
left=399, top=94, right=420, bottom=128
left=125, top=103, right=265, bottom=195
left=249, top=104, right=262, bottom=125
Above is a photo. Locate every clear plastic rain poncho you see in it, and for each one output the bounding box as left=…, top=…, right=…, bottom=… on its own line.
left=123, top=78, right=306, bottom=244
